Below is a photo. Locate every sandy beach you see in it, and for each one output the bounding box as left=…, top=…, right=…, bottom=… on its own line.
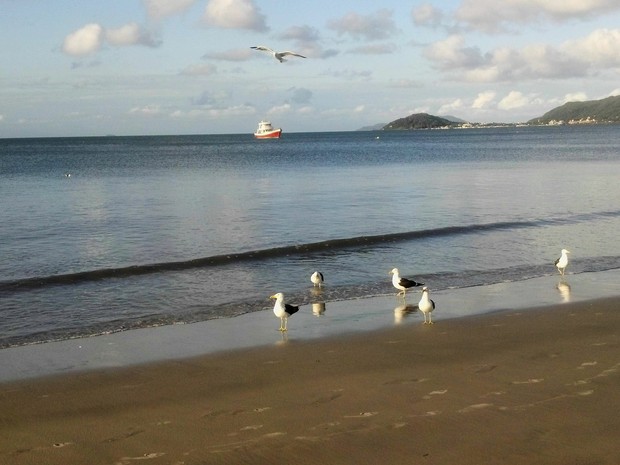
left=1, top=293, right=619, bottom=465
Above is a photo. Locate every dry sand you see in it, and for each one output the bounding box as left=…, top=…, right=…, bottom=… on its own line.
left=1, top=296, right=619, bottom=465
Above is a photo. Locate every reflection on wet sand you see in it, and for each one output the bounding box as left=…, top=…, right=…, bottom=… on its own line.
left=556, top=279, right=571, bottom=303
left=312, top=302, right=326, bottom=316
left=394, top=303, right=418, bottom=324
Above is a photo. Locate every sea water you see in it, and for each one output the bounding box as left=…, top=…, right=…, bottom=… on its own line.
left=1, top=125, right=620, bottom=348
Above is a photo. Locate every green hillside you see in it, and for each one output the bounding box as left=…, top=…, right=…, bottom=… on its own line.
left=528, top=95, right=620, bottom=124
left=383, top=113, right=457, bottom=130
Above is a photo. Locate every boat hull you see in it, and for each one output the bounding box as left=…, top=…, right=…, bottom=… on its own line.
left=254, top=129, right=282, bottom=139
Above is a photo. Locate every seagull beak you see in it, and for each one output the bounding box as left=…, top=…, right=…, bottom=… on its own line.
left=269, top=294, right=276, bottom=299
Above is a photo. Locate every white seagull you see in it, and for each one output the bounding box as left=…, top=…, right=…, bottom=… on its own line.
left=270, top=292, right=300, bottom=331
left=389, top=268, right=424, bottom=296
left=555, top=248, right=570, bottom=276
left=250, top=46, right=306, bottom=63
left=311, top=271, right=324, bottom=287
left=418, top=287, right=435, bottom=325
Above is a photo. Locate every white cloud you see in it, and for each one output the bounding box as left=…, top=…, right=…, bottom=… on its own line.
left=609, top=88, right=620, bottom=96
left=143, top=0, right=196, bottom=19
left=424, top=35, right=483, bottom=70
left=323, top=68, right=373, bottom=80
left=425, top=28, right=620, bottom=83
left=438, top=98, right=464, bottom=114
left=472, top=91, right=496, bottom=108
left=207, top=104, right=256, bottom=117
left=564, top=28, right=620, bottom=67
left=347, top=43, right=397, bottom=55
left=563, top=92, right=588, bottom=103
left=106, top=23, right=160, bottom=48
left=129, top=104, right=164, bottom=116
left=0, top=114, right=4, bottom=122
left=180, top=63, right=218, bottom=76
left=267, top=103, right=292, bottom=115
left=412, top=4, right=444, bottom=27
left=63, top=22, right=161, bottom=58
left=62, top=23, right=104, bottom=56
left=498, top=91, right=529, bottom=110
left=278, top=25, right=320, bottom=43
left=203, top=0, right=268, bottom=32
left=202, top=48, right=253, bottom=61
left=456, top=0, right=620, bottom=33
left=328, top=9, right=396, bottom=41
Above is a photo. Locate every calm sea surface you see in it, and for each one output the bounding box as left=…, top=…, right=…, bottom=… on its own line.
left=1, top=126, right=620, bottom=347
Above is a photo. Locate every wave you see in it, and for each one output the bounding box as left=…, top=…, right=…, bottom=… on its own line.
left=2, top=210, right=620, bottom=295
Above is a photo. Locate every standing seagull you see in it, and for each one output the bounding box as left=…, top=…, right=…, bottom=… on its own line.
left=270, top=292, right=300, bottom=331
left=418, top=287, right=435, bottom=325
left=311, top=271, right=324, bottom=287
left=389, top=268, right=424, bottom=296
left=250, top=45, right=306, bottom=63
left=555, top=249, right=570, bottom=276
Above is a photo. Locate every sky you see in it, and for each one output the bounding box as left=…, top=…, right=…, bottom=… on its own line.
left=2, top=0, right=620, bottom=138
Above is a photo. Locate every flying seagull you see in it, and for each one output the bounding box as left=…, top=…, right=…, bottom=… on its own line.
left=418, top=287, right=435, bottom=325
left=270, top=292, right=300, bottom=331
left=250, top=46, right=306, bottom=63
left=311, top=271, right=324, bottom=287
left=389, top=268, right=424, bottom=296
left=555, top=248, right=570, bottom=276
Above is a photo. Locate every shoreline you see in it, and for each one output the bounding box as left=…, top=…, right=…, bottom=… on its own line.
left=1, top=293, right=619, bottom=464
left=1, top=268, right=620, bottom=383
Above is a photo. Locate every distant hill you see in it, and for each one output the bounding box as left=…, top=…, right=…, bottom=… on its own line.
left=441, top=115, right=468, bottom=123
left=383, top=113, right=458, bottom=130
left=356, top=123, right=387, bottom=131
left=528, top=95, right=620, bottom=124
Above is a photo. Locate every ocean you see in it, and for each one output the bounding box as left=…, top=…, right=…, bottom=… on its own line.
left=1, top=125, right=620, bottom=348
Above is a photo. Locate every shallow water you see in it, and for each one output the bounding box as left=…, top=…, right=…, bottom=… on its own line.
left=1, top=126, right=620, bottom=347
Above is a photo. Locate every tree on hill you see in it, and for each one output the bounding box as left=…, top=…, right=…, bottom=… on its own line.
left=383, top=113, right=457, bottom=130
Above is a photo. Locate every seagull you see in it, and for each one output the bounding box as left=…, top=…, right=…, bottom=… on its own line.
left=418, top=287, right=435, bottom=324
left=389, top=268, right=424, bottom=296
left=270, top=292, right=300, bottom=331
left=554, top=249, right=570, bottom=276
left=250, top=46, right=306, bottom=63
left=311, top=271, right=324, bottom=287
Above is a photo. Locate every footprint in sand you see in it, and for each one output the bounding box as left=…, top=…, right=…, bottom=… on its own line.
left=383, top=378, right=428, bottom=385
left=474, top=364, right=497, bottom=373
left=511, top=378, right=544, bottom=385
left=423, top=389, right=447, bottom=399
left=240, top=424, right=263, bottom=431
left=115, top=452, right=165, bottom=464
left=311, top=393, right=342, bottom=405
left=344, top=411, right=378, bottom=418
left=458, top=403, right=494, bottom=413
left=577, top=390, right=594, bottom=396
left=52, top=442, right=73, bottom=448
left=410, top=410, right=441, bottom=417
left=577, top=361, right=598, bottom=369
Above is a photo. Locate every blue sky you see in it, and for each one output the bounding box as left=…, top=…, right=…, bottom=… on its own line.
left=2, top=0, right=620, bottom=137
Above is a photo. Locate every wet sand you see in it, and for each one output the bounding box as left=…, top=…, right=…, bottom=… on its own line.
left=1, top=296, right=619, bottom=465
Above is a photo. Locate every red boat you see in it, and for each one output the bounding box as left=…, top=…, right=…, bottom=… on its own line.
left=254, top=120, right=282, bottom=139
